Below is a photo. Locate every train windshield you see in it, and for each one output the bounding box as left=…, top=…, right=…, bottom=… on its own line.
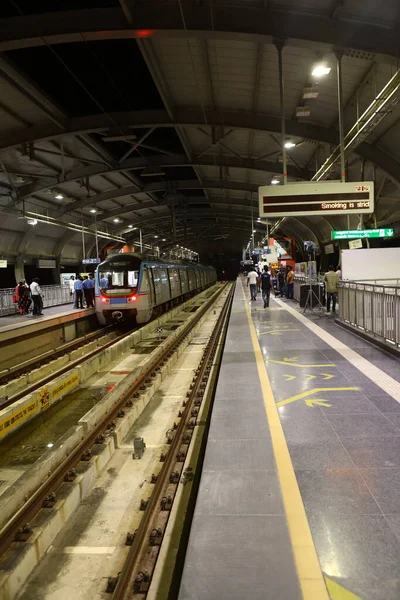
left=99, top=264, right=139, bottom=296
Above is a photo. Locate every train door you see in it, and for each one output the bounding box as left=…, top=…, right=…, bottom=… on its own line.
left=194, top=269, right=200, bottom=288
left=188, top=268, right=196, bottom=291
left=168, top=268, right=181, bottom=298
left=179, top=268, right=188, bottom=294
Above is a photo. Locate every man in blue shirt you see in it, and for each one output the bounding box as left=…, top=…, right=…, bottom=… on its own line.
left=88, top=273, right=96, bottom=306
left=74, top=276, right=84, bottom=309
left=82, top=276, right=94, bottom=308
left=100, top=276, right=109, bottom=289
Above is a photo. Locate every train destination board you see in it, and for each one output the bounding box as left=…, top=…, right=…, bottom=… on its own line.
left=332, top=228, right=394, bottom=240
left=259, top=182, right=374, bottom=218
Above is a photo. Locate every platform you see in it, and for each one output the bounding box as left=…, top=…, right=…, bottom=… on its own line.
left=179, top=279, right=400, bottom=600
left=0, top=305, right=97, bottom=371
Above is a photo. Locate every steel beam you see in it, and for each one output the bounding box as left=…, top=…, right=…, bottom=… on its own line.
left=2, top=109, right=398, bottom=185
left=0, top=6, right=399, bottom=60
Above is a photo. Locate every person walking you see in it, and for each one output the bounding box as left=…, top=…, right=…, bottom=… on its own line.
left=286, top=265, right=294, bottom=299
left=82, top=276, right=93, bottom=308
left=30, top=278, right=43, bottom=316
left=324, top=265, right=339, bottom=314
left=74, top=276, right=84, bottom=309
left=261, top=265, right=272, bottom=308
left=18, top=281, right=31, bottom=315
left=247, top=269, right=258, bottom=301
left=256, top=268, right=262, bottom=294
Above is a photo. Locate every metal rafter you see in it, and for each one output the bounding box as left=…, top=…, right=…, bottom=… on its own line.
left=0, top=6, right=399, bottom=61
left=2, top=109, right=399, bottom=185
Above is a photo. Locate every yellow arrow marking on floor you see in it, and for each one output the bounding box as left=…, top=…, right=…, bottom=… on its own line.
left=284, top=374, right=296, bottom=381
left=267, top=358, right=335, bottom=368
left=276, top=387, right=359, bottom=408
left=259, top=328, right=300, bottom=335
left=324, top=575, right=363, bottom=599
left=322, top=373, right=334, bottom=380
left=305, top=399, right=332, bottom=408
left=305, top=374, right=317, bottom=380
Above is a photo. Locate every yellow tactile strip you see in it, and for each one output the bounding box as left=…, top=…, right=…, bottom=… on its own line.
left=241, top=283, right=330, bottom=600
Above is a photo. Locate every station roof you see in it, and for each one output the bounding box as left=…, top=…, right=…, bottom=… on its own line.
left=0, top=0, right=400, bottom=262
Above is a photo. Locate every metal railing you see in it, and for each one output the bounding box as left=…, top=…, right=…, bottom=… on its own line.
left=338, top=281, right=400, bottom=348
left=0, top=285, right=72, bottom=316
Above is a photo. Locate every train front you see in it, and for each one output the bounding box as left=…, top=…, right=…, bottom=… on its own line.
left=95, top=254, right=142, bottom=324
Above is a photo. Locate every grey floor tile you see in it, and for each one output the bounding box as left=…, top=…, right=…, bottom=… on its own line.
left=212, top=396, right=266, bottom=418
left=296, top=469, right=380, bottom=515
left=194, top=470, right=284, bottom=516
left=208, top=415, right=269, bottom=440
left=179, top=515, right=302, bottom=600
left=359, top=468, right=400, bottom=514
left=383, top=413, right=400, bottom=431
left=287, top=438, right=353, bottom=470
left=367, top=395, right=400, bottom=413
left=308, top=512, right=400, bottom=594
left=327, top=413, right=400, bottom=438
left=280, top=412, right=337, bottom=441
left=203, top=438, right=276, bottom=472
left=340, top=435, right=400, bottom=468
left=319, top=395, right=380, bottom=414
left=387, top=515, right=400, bottom=541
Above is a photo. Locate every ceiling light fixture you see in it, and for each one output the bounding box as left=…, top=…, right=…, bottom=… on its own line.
left=128, top=224, right=133, bottom=228
left=90, top=208, right=97, bottom=214
left=154, top=235, right=158, bottom=239
left=113, top=218, right=120, bottom=223
left=27, top=218, right=38, bottom=226
left=271, top=178, right=279, bottom=185
left=312, top=64, right=331, bottom=77
left=284, top=142, right=296, bottom=149
left=162, top=238, right=166, bottom=241
left=55, top=194, right=64, bottom=200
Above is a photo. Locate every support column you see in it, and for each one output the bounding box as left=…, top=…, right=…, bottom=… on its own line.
left=275, top=39, right=287, bottom=185
left=335, top=49, right=346, bottom=183
left=14, top=256, right=25, bottom=284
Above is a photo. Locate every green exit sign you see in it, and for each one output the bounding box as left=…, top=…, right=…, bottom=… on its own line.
left=332, top=228, right=394, bottom=240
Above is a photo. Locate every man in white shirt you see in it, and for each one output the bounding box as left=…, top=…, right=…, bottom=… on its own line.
left=30, top=278, right=43, bottom=316
left=247, top=269, right=258, bottom=301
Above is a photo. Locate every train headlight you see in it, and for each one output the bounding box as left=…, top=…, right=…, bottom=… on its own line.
left=101, top=297, right=110, bottom=304
left=127, top=295, right=137, bottom=303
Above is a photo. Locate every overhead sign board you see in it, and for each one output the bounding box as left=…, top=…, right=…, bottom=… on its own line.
left=259, top=181, right=374, bottom=218
left=37, top=259, right=56, bottom=269
left=349, top=239, right=363, bottom=249
left=325, top=244, right=334, bottom=255
left=332, top=228, right=394, bottom=240
left=82, top=258, right=101, bottom=264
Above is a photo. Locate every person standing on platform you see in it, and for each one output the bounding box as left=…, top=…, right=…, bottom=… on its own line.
left=30, top=278, right=43, bottom=316
left=256, top=267, right=262, bottom=294
left=74, top=276, right=84, bottom=309
left=277, top=269, right=285, bottom=297
left=82, top=276, right=93, bottom=308
left=261, top=265, right=272, bottom=308
left=324, top=265, right=339, bottom=314
left=336, top=266, right=342, bottom=279
left=286, top=266, right=294, bottom=299
left=18, top=281, right=31, bottom=315
left=247, top=269, right=258, bottom=301
left=88, top=273, right=95, bottom=306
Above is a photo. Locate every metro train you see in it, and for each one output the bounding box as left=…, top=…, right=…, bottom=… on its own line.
left=94, top=253, right=217, bottom=325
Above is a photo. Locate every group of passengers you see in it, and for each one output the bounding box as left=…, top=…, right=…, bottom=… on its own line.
left=13, top=278, right=44, bottom=316
left=68, top=274, right=95, bottom=309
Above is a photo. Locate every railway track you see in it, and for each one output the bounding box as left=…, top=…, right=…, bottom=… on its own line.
left=0, top=283, right=230, bottom=561
left=110, top=282, right=234, bottom=599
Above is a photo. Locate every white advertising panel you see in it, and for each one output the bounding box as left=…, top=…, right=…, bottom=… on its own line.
left=259, top=181, right=374, bottom=217
left=342, top=248, right=400, bottom=281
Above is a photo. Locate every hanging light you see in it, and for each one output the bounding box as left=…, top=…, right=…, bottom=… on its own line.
left=312, top=64, right=331, bottom=77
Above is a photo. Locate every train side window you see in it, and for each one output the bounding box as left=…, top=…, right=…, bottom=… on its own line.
left=140, top=269, right=150, bottom=292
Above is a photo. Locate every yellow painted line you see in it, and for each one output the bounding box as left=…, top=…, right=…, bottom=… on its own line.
left=267, top=359, right=335, bottom=368
left=325, top=575, right=363, bottom=599
left=241, top=283, right=330, bottom=600
left=276, top=387, right=359, bottom=408
left=284, top=374, right=296, bottom=381
left=305, top=399, right=332, bottom=408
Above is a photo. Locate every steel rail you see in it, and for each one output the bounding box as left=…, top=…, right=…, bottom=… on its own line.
left=0, top=284, right=227, bottom=558
left=111, top=283, right=234, bottom=599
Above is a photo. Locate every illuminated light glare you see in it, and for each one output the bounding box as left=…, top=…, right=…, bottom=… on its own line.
left=154, top=235, right=158, bottom=238
left=162, top=238, right=166, bottom=241
left=90, top=208, right=97, bottom=213
left=47, top=443, right=54, bottom=448
left=312, top=64, right=331, bottom=77
left=271, top=178, right=279, bottom=185
left=128, top=224, right=133, bottom=228
left=284, top=142, right=296, bottom=149
left=101, top=297, right=110, bottom=303
left=136, top=29, right=154, bottom=38
left=55, top=194, right=64, bottom=200
left=113, top=218, right=120, bottom=223
left=27, top=218, right=37, bottom=226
